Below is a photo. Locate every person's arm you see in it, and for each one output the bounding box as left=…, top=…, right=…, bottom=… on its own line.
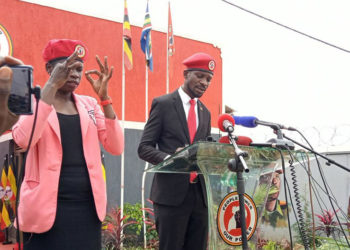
left=85, top=55, right=116, bottom=119
left=93, top=98, right=124, bottom=155
left=85, top=55, right=124, bottom=155
left=138, top=99, right=169, bottom=165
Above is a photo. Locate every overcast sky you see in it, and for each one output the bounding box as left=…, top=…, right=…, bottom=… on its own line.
left=22, top=0, right=350, bottom=150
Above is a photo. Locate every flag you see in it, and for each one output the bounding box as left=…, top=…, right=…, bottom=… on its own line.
left=140, top=1, right=153, bottom=71
left=0, top=161, right=10, bottom=229
left=168, top=2, right=175, bottom=56
left=101, top=152, right=106, bottom=183
left=0, top=202, right=10, bottom=230
left=0, top=164, right=7, bottom=202
left=123, top=0, right=133, bottom=70
left=7, top=158, right=16, bottom=214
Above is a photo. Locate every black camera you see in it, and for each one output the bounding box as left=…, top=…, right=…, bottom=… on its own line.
left=8, top=65, right=33, bottom=115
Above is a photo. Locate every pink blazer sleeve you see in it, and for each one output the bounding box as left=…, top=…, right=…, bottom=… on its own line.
left=12, top=100, right=54, bottom=149
left=91, top=97, right=124, bottom=155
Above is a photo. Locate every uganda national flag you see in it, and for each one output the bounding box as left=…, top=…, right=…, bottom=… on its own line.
left=7, top=158, right=16, bottom=215
left=0, top=202, right=11, bottom=230
left=140, top=0, right=153, bottom=71
left=0, top=161, right=10, bottom=229
left=123, top=0, right=133, bottom=70
left=0, top=164, right=7, bottom=202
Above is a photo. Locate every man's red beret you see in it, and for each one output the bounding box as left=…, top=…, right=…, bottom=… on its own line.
left=182, top=52, right=215, bottom=74
left=42, top=39, right=88, bottom=63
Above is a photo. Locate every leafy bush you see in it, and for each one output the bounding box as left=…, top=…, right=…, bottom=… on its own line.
left=102, top=201, right=159, bottom=249
left=102, top=205, right=137, bottom=250
left=123, top=203, right=143, bottom=246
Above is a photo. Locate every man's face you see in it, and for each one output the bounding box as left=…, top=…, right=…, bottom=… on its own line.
left=183, top=70, right=212, bottom=98
left=260, top=171, right=281, bottom=201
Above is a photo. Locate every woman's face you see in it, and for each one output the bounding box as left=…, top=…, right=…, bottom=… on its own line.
left=48, top=58, right=84, bottom=93
left=59, top=60, right=84, bottom=92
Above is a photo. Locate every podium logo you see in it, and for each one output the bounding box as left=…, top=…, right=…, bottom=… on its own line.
left=0, top=24, right=13, bottom=56
left=217, top=191, right=257, bottom=246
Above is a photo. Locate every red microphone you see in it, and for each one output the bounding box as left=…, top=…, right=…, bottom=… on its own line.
left=218, top=135, right=253, bottom=146
left=236, top=136, right=253, bottom=146
left=217, top=114, right=235, bottom=133
left=218, top=136, right=230, bottom=144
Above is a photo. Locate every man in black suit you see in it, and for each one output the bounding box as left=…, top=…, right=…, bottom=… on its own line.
left=138, top=52, right=215, bottom=250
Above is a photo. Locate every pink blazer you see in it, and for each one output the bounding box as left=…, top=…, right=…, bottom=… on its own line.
left=12, top=94, right=124, bottom=233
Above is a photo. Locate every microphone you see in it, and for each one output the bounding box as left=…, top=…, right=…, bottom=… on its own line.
left=236, top=136, right=253, bottom=146
left=218, top=136, right=230, bottom=144
left=218, top=114, right=235, bottom=133
left=233, top=116, right=296, bottom=131
left=218, top=135, right=253, bottom=146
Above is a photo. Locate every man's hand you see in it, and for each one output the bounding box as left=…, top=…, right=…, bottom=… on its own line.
left=175, top=146, right=186, bottom=153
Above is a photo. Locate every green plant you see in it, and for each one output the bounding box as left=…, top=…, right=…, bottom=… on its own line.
left=102, top=205, right=137, bottom=250
left=315, top=235, right=350, bottom=249
left=123, top=202, right=144, bottom=247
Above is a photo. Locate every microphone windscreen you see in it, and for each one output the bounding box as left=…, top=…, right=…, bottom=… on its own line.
left=217, top=114, right=235, bottom=132
left=233, top=116, right=258, bottom=128
left=218, top=136, right=230, bottom=144
left=236, top=136, right=253, bottom=146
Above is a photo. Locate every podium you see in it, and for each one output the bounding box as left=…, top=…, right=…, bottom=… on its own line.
left=146, top=141, right=304, bottom=249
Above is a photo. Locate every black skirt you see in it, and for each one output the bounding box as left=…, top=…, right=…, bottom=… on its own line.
left=23, top=198, right=101, bottom=250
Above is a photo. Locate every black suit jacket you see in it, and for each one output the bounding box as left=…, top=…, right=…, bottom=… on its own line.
left=138, top=89, right=211, bottom=206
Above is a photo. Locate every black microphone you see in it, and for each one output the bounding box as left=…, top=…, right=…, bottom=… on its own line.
left=234, top=116, right=296, bottom=131
left=218, top=114, right=235, bottom=133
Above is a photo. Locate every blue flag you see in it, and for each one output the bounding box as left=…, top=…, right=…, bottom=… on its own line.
left=140, top=1, right=153, bottom=71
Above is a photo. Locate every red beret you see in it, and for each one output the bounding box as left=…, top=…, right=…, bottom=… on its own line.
left=42, top=39, right=88, bottom=63
left=182, top=52, right=215, bottom=74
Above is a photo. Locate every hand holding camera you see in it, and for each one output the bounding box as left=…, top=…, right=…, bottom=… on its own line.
left=0, top=55, right=26, bottom=135
left=0, top=55, right=24, bottom=94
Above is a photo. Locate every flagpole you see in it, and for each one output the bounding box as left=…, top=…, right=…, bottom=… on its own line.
left=166, top=1, right=170, bottom=94
left=120, top=1, right=126, bottom=237
left=145, top=65, right=148, bottom=120
left=121, top=51, right=125, bottom=218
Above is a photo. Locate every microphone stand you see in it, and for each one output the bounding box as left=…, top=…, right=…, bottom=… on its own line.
left=266, top=125, right=295, bottom=150
left=227, top=134, right=249, bottom=249
left=283, top=134, right=349, bottom=173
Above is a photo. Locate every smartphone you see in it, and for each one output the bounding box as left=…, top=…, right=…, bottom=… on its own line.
left=8, top=65, right=33, bottom=115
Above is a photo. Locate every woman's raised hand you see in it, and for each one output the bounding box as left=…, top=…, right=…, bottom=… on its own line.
left=85, top=55, right=114, bottom=100
left=48, top=51, right=81, bottom=89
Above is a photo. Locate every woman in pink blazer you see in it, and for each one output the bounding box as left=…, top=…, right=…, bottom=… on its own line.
left=12, top=39, right=124, bottom=250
